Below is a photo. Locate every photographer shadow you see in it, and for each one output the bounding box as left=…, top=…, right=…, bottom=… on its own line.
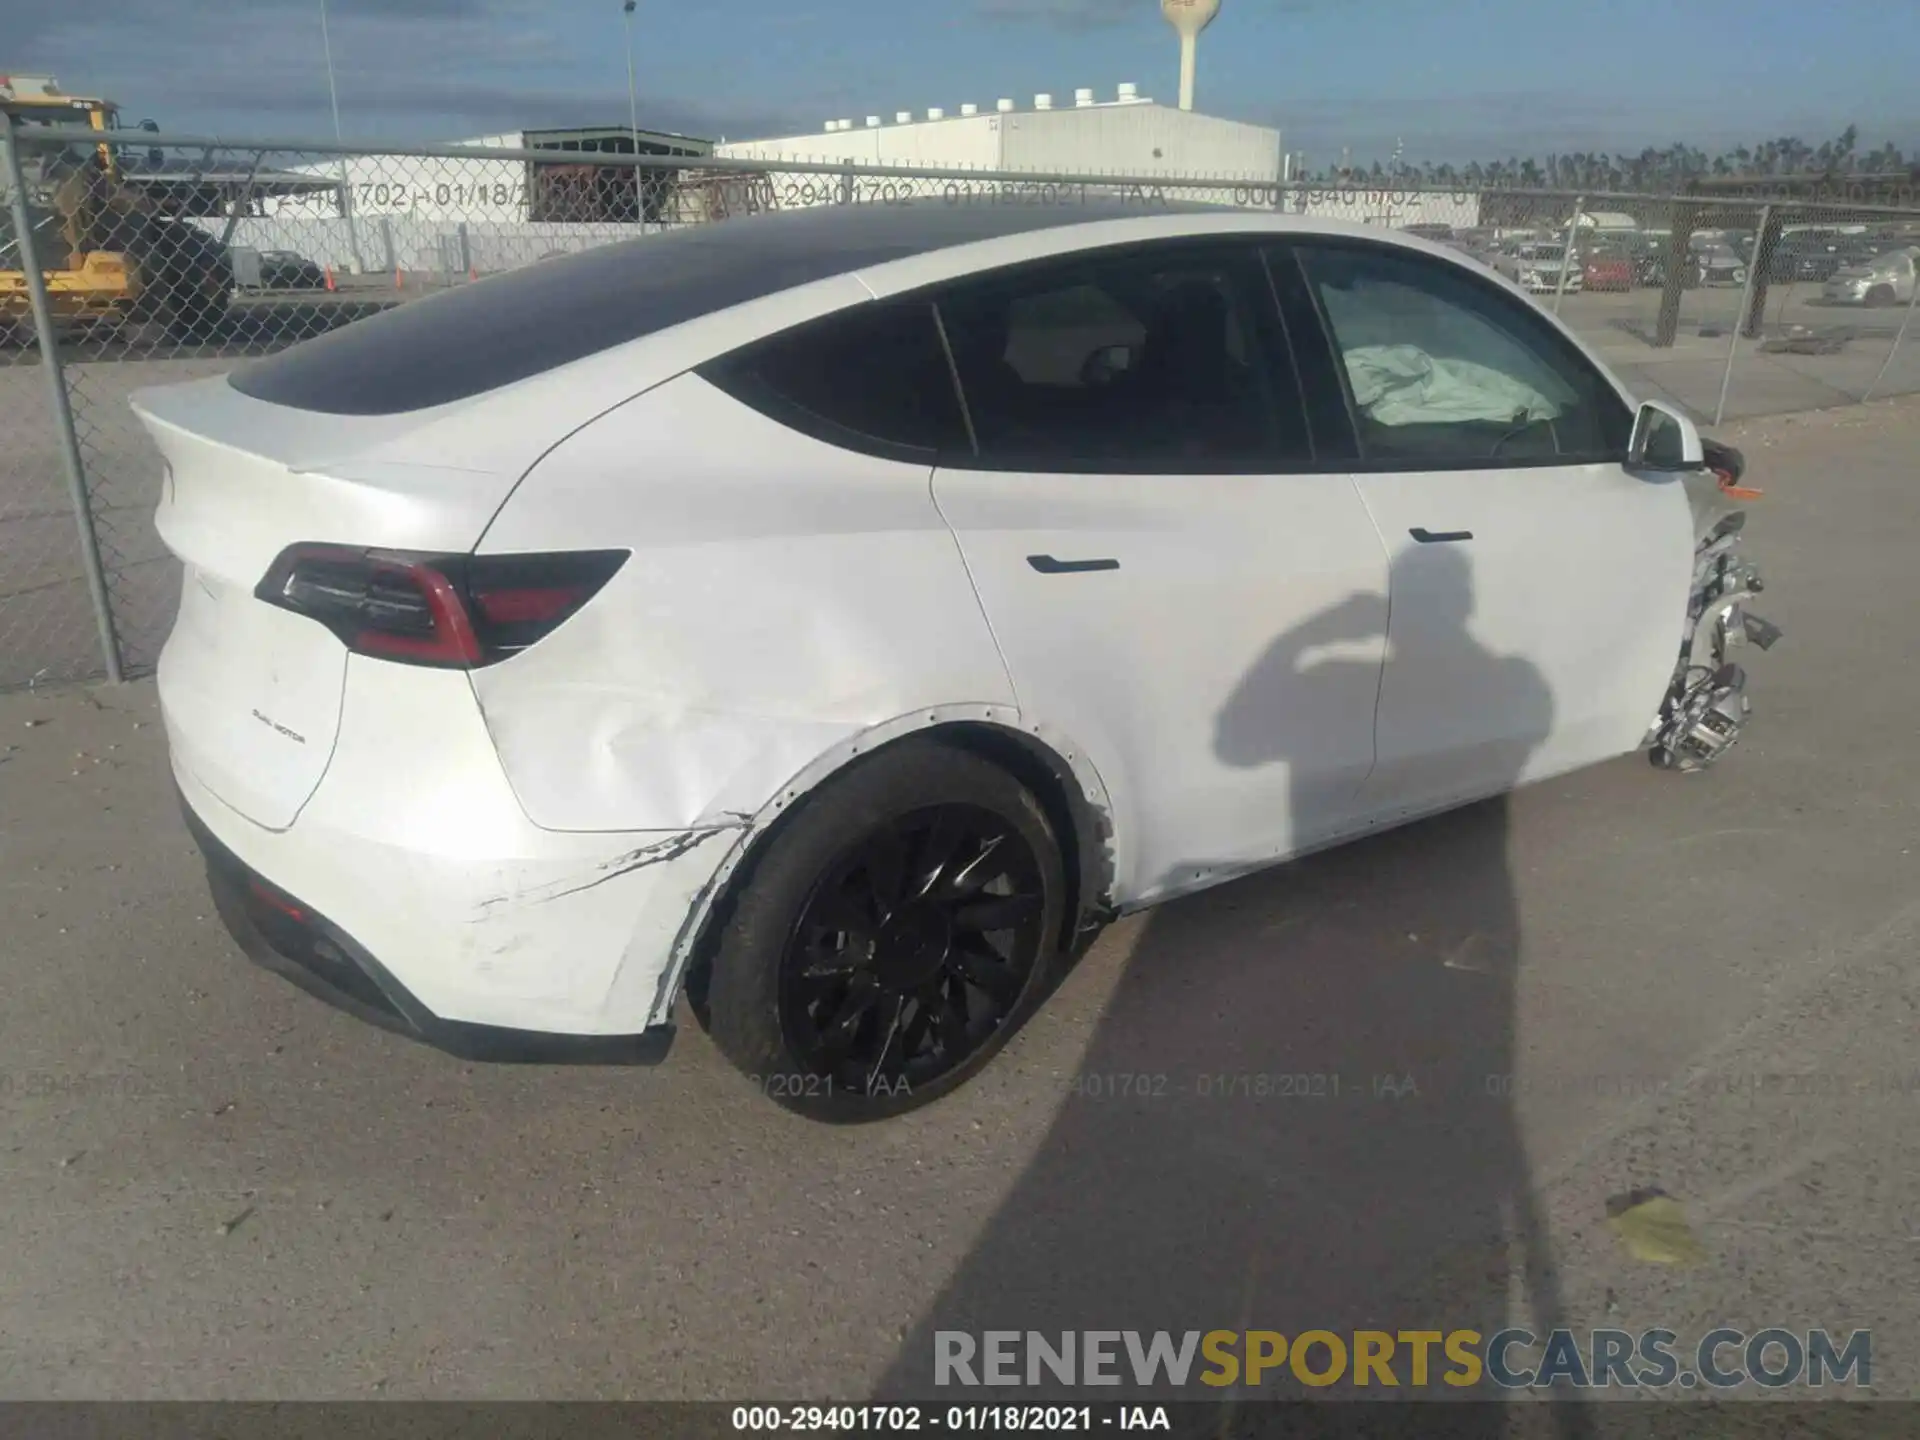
left=877, top=546, right=1588, bottom=1428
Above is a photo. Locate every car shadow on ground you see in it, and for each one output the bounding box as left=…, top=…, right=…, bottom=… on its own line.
left=873, top=552, right=1593, bottom=1434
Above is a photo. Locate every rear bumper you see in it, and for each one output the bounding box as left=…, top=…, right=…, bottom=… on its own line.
left=162, top=652, right=748, bottom=1049
left=182, top=792, right=676, bottom=1064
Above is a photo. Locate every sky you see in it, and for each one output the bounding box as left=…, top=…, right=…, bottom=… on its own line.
left=6, top=0, right=1918, bottom=164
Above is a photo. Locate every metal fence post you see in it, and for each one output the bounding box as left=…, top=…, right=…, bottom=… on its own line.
left=1714, top=203, right=1770, bottom=426
left=1742, top=206, right=1785, bottom=339
left=337, top=159, right=366, bottom=275
left=1, top=123, right=124, bottom=684
left=1552, top=194, right=1584, bottom=315
left=378, top=215, right=395, bottom=276
left=1861, top=259, right=1920, bottom=404
left=457, top=221, right=473, bottom=280
left=1655, top=202, right=1703, bottom=348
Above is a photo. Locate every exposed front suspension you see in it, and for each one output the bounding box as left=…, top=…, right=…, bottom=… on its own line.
left=1650, top=510, right=1781, bottom=772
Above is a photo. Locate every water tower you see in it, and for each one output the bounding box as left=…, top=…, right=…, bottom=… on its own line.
left=1161, top=0, right=1221, bottom=112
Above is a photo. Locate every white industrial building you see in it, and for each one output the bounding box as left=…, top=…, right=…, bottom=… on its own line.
left=716, top=84, right=1283, bottom=183
left=218, top=72, right=1484, bottom=273
left=264, top=125, right=711, bottom=224
left=264, top=133, right=526, bottom=225
left=239, top=125, right=712, bottom=274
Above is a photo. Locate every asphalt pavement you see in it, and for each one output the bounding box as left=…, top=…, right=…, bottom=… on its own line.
left=0, top=398, right=1916, bottom=1406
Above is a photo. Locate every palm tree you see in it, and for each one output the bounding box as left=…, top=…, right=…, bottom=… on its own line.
left=1831, top=124, right=1859, bottom=172
left=1307, top=122, right=1912, bottom=191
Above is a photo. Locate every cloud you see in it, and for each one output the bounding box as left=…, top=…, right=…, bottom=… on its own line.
left=1264, top=89, right=1745, bottom=163
left=7, top=0, right=808, bottom=142
left=1276, top=89, right=1920, bottom=166
left=13, top=0, right=1905, bottom=161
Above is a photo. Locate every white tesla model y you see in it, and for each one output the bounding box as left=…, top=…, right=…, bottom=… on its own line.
left=133, top=202, right=1775, bottom=1120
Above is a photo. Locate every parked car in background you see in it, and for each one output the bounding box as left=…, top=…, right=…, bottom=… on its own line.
left=1762, top=230, right=1847, bottom=284
left=1822, top=245, right=1918, bottom=306
left=128, top=203, right=1776, bottom=1119
left=1622, top=235, right=1671, bottom=288
left=1637, top=237, right=1742, bottom=289
left=258, top=250, right=328, bottom=290
left=1836, top=235, right=1911, bottom=269
left=1581, top=248, right=1635, bottom=293
left=1448, top=241, right=1502, bottom=275
left=1691, top=242, right=1749, bottom=288
left=1495, top=242, right=1583, bottom=294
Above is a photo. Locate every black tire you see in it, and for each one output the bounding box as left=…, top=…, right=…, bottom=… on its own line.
left=1866, top=284, right=1897, bottom=308
left=704, top=738, right=1065, bottom=1122
left=162, top=266, right=232, bottom=341
left=129, top=223, right=232, bottom=342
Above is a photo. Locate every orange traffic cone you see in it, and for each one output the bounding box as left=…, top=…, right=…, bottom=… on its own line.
left=394, top=267, right=405, bottom=290
left=323, top=265, right=336, bottom=292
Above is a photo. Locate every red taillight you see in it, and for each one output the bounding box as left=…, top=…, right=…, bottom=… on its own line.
left=471, top=583, right=589, bottom=627
left=249, top=877, right=307, bottom=923
left=255, top=545, right=628, bottom=668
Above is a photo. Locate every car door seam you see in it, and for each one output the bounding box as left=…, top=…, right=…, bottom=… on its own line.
left=925, top=466, right=1025, bottom=718
left=1344, top=471, right=1395, bottom=796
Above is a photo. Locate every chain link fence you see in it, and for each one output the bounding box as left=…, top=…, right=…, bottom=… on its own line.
left=5, top=123, right=1920, bottom=688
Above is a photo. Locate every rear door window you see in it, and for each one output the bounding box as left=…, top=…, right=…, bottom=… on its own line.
left=933, top=242, right=1312, bottom=472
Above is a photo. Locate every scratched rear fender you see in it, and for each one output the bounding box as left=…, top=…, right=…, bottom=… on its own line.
left=469, top=370, right=1018, bottom=833
left=170, top=656, right=747, bottom=1036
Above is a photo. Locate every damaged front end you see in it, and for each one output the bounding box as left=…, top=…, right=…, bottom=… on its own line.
left=1648, top=441, right=1783, bottom=772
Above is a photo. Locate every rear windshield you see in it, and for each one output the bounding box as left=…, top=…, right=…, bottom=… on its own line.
left=228, top=202, right=1144, bottom=416
left=228, top=222, right=913, bottom=415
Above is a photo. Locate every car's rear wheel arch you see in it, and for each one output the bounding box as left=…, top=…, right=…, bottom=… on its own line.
left=681, top=718, right=1115, bottom=1026
left=930, top=721, right=1115, bottom=952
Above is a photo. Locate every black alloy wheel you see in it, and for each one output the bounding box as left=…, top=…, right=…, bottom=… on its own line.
left=701, top=738, right=1066, bottom=1121
left=778, top=803, right=1047, bottom=1098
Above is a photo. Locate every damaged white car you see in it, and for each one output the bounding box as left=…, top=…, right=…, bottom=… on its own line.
left=133, top=204, right=1777, bottom=1120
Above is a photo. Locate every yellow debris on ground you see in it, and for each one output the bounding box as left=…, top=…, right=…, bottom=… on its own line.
left=1606, top=1190, right=1707, bottom=1266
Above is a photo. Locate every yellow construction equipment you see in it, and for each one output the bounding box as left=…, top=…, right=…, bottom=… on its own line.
left=2, top=73, right=231, bottom=335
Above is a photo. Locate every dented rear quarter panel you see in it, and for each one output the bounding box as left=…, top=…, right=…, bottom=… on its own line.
left=469, top=370, right=1021, bottom=834
left=170, top=658, right=745, bottom=1034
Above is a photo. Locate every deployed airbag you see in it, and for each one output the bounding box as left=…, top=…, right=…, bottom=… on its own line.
left=1341, top=344, right=1563, bottom=427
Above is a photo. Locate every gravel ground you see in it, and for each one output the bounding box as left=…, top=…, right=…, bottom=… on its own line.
left=0, top=398, right=1915, bottom=1415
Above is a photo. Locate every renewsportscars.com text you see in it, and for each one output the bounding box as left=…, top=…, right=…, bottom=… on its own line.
left=934, top=1328, right=1871, bottom=1390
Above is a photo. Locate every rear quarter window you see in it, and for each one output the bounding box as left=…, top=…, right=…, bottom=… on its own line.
left=699, top=302, right=970, bottom=461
